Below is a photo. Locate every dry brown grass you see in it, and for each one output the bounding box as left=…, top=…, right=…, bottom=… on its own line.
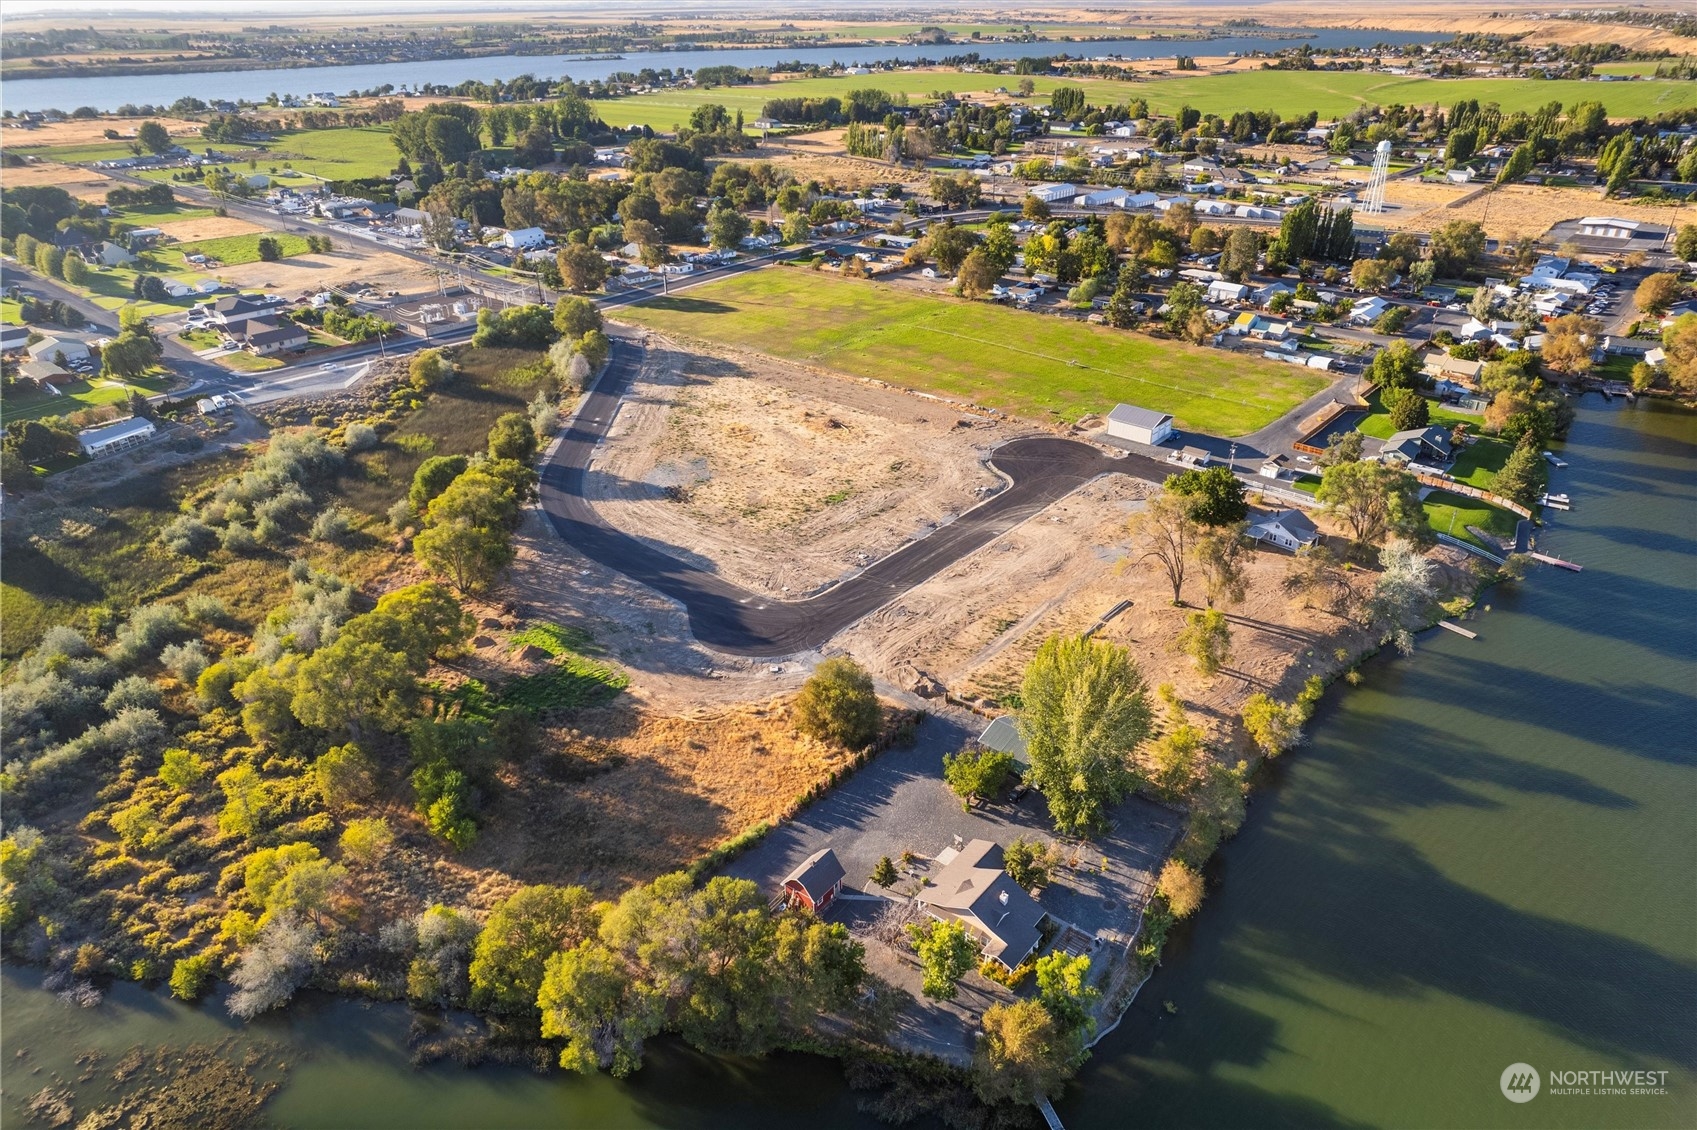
left=1403, top=183, right=1692, bottom=242
left=154, top=215, right=266, bottom=242
left=2, top=162, right=120, bottom=191
left=207, top=250, right=438, bottom=298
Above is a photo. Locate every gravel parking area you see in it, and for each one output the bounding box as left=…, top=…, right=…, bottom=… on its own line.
left=720, top=703, right=1183, bottom=1060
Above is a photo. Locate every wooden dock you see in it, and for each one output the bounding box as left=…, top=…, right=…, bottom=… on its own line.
left=1438, top=620, right=1478, bottom=639
left=1036, top=1095, right=1067, bottom=1130
left=1529, top=552, right=1582, bottom=572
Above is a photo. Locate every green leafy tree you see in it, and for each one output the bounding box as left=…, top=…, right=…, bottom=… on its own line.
left=972, top=998, right=1085, bottom=1105
left=956, top=248, right=1000, bottom=298
left=1002, top=836, right=1059, bottom=891
left=1105, top=268, right=1143, bottom=329
left=158, top=747, right=206, bottom=792
left=1317, top=461, right=1430, bottom=548
left=1634, top=272, right=1682, bottom=317
left=706, top=203, right=751, bottom=250
left=575, top=329, right=611, bottom=371
left=409, top=454, right=469, bottom=512
left=942, top=746, right=1014, bottom=804
left=487, top=411, right=539, bottom=464
left=1129, top=489, right=1199, bottom=603
left=136, top=120, right=171, bottom=154
left=1165, top=466, right=1246, bottom=526
left=1368, top=339, right=1422, bottom=390
left=1386, top=387, right=1431, bottom=431
left=169, top=954, right=215, bottom=1001
left=552, top=296, right=602, bottom=339
left=906, top=918, right=979, bottom=1000
left=1034, top=951, right=1100, bottom=1033
left=312, top=742, right=375, bottom=811
left=1220, top=224, right=1258, bottom=282
left=1491, top=436, right=1548, bottom=508
left=469, top=884, right=600, bottom=1012
left=539, top=940, right=665, bottom=1076
left=1674, top=224, right=1697, bottom=264
left=793, top=656, right=881, bottom=749
left=1174, top=609, right=1232, bottom=676
left=1019, top=636, right=1151, bottom=835
left=556, top=243, right=609, bottom=294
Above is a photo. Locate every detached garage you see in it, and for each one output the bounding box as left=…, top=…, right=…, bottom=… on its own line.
left=1106, top=403, right=1174, bottom=446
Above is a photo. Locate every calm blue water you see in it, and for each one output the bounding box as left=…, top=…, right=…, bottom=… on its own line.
left=0, top=29, right=1443, bottom=113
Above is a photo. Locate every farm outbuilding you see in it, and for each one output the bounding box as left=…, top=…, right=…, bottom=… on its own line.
left=782, top=848, right=846, bottom=913
left=1106, top=403, right=1174, bottom=446
left=78, top=417, right=157, bottom=459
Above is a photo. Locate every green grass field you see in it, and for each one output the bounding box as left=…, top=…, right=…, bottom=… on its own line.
left=590, top=68, right=1696, bottom=133
left=614, top=268, right=1326, bottom=434
left=1, top=299, right=23, bottom=325
left=175, top=232, right=311, bottom=266
left=257, top=126, right=401, bottom=180
left=0, top=375, right=167, bottom=425
left=1423, top=489, right=1519, bottom=548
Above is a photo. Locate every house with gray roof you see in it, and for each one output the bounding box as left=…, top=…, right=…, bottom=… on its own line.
left=1247, top=508, right=1320, bottom=552
left=1380, top=425, right=1453, bottom=466
left=917, top=839, right=1047, bottom=968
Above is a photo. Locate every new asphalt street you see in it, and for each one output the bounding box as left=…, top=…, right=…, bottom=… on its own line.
left=538, top=329, right=1175, bottom=656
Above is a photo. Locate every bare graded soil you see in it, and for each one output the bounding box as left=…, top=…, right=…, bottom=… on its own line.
left=585, top=334, right=1010, bottom=598
left=208, top=250, right=438, bottom=297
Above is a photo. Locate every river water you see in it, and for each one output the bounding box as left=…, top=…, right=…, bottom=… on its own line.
left=0, top=29, right=1442, bottom=113
left=2, top=395, right=1692, bottom=1129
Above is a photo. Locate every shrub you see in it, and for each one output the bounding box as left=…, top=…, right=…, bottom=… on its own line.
left=1156, top=859, right=1204, bottom=918
left=339, top=817, right=393, bottom=865
left=227, top=914, right=318, bottom=1019
left=169, top=953, right=215, bottom=1001
left=161, top=515, right=218, bottom=556
left=103, top=674, right=162, bottom=715
left=160, top=640, right=210, bottom=685
left=793, top=656, right=882, bottom=750
left=309, top=505, right=354, bottom=544
left=110, top=603, right=187, bottom=667
left=341, top=422, right=378, bottom=451
left=220, top=523, right=258, bottom=553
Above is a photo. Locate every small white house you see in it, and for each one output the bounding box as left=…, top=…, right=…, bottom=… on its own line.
left=499, top=226, right=548, bottom=251
left=95, top=241, right=137, bottom=266
left=1105, top=403, right=1174, bottom=446
left=78, top=416, right=157, bottom=458
left=1247, top=509, right=1321, bottom=551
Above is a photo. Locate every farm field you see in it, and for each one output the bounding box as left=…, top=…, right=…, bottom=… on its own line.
left=614, top=268, right=1327, bottom=435
left=590, top=68, right=1697, bottom=133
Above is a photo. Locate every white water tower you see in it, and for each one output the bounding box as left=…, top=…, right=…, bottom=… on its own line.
left=1363, top=139, right=1392, bottom=215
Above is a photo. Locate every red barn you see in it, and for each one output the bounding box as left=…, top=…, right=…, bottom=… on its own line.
left=782, top=847, right=846, bottom=913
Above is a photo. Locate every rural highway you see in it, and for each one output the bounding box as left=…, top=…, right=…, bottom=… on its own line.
left=538, top=329, right=1174, bottom=656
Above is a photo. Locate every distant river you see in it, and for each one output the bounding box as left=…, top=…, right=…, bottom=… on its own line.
left=3, top=393, right=1691, bottom=1130
left=0, top=29, right=1443, bottom=113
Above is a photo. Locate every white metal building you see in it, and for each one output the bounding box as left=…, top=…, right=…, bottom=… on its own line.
left=1577, top=216, right=1640, bottom=241
left=1026, top=182, right=1077, bottom=204
left=1106, top=403, right=1175, bottom=446
left=78, top=417, right=157, bottom=458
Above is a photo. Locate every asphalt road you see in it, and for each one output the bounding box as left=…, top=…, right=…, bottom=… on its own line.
left=538, top=329, right=1174, bottom=657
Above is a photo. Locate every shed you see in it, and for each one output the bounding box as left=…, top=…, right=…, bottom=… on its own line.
left=1171, top=445, right=1212, bottom=467
left=499, top=226, right=547, bottom=250
left=78, top=417, right=156, bottom=458
left=1259, top=454, right=1287, bottom=480
left=1105, top=403, right=1174, bottom=446
left=1207, top=280, right=1249, bottom=304
left=782, top=848, right=846, bottom=913
left=977, top=716, right=1029, bottom=772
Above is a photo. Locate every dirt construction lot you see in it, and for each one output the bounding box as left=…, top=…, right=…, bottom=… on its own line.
left=208, top=250, right=438, bottom=297
left=585, top=334, right=1013, bottom=597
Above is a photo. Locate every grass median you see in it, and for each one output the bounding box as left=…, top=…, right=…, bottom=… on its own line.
left=614, top=268, right=1326, bottom=436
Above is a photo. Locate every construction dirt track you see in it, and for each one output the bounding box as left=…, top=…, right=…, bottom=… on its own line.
left=540, top=331, right=1174, bottom=656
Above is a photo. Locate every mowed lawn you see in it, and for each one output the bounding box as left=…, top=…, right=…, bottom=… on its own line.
left=175, top=231, right=312, bottom=265
left=615, top=269, right=1326, bottom=435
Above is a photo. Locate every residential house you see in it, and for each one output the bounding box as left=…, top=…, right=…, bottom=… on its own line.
left=94, top=241, right=137, bottom=266
left=1422, top=352, right=1484, bottom=385
left=246, top=323, right=309, bottom=356
left=27, top=338, right=90, bottom=366
left=1350, top=296, right=1393, bottom=324
left=1255, top=280, right=1296, bottom=307
left=916, top=840, right=1047, bottom=968
left=1380, top=425, right=1454, bottom=466
left=781, top=849, right=846, bottom=913
left=499, top=227, right=548, bottom=251
left=1247, top=508, right=1321, bottom=551
left=211, top=294, right=285, bottom=329
left=18, top=359, right=69, bottom=385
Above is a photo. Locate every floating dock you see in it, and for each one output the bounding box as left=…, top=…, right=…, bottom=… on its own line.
left=1438, top=620, right=1478, bottom=639
left=1539, top=494, right=1571, bottom=511
left=1542, top=451, right=1568, bottom=468
left=1529, top=552, right=1582, bottom=572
